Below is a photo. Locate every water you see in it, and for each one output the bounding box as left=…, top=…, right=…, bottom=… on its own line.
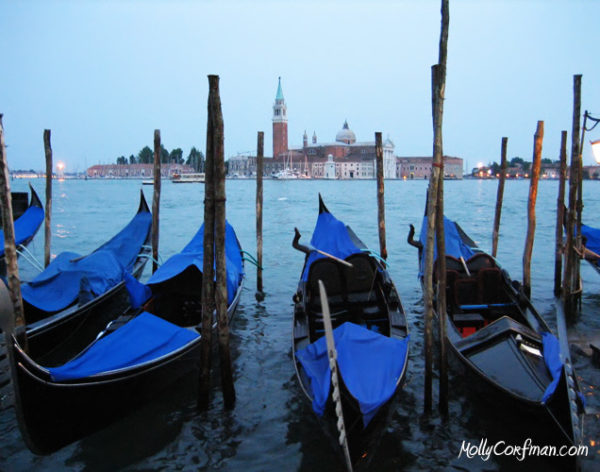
left=1, top=178, right=599, bottom=471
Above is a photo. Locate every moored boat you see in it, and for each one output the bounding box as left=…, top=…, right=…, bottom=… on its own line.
left=171, top=172, right=205, bottom=183
left=6, top=219, right=244, bottom=454
left=20, top=190, right=153, bottom=363
left=413, top=213, right=584, bottom=449
left=292, top=195, right=409, bottom=469
left=0, top=184, right=44, bottom=277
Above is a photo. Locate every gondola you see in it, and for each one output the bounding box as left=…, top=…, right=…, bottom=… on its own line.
left=292, top=195, right=409, bottom=470
left=6, top=219, right=244, bottom=454
left=0, top=184, right=44, bottom=277
left=412, top=214, right=584, bottom=449
left=19, top=190, right=153, bottom=363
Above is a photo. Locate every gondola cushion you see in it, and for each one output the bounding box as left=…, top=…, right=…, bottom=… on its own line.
left=296, top=322, right=409, bottom=427
left=21, top=250, right=126, bottom=312
left=48, top=312, right=199, bottom=381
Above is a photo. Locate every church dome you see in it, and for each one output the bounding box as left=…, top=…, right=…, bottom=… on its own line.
left=335, top=120, right=356, bottom=144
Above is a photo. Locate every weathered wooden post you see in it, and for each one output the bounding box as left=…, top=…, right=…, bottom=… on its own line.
left=434, top=0, right=449, bottom=416
left=375, top=132, right=387, bottom=260
left=199, top=79, right=217, bottom=410
left=563, top=75, right=582, bottom=317
left=573, top=75, right=583, bottom=313
left=433, top=68, right=448, bottom=417
left=492, top=137, right=508, bottom=258
left=210, top=75, right=236, bottom=408
left=256, top=131, right=265, bottom=301
left=43, top=130, right=52, bottom=267
left=522, top=121, right=544, bottom=298
left=0, top=115, right=28, bottom=351
left=152, top=130, right=161, bottom=274
left=554, top=131, right=568, bottom=297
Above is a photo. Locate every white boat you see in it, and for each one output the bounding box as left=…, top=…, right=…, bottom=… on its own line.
left=171, top=173, right=205, bottom=183
left=272, top=169, right=298, bottom=180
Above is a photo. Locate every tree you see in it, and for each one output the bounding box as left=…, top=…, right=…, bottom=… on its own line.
left=160, top=144, right=170, bottom=164
left=129, top=154, right=137, bottom=164
left=138, top=146, right=153, bottom=164
left=169, top=148, right=184, bottom=164
left=116, top=156, right=127, bottom=165
left=186, top=147, right=205, bottom=172
left=541, top=158, right=553, bottom=164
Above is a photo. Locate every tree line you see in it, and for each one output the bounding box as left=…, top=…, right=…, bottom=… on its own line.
left=474, top=157, right=557, bottom=175
left=115, top=146, right=205, bottom=172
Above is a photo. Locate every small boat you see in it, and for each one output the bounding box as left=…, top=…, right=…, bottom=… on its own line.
left=413, top=214, right=584, bottom=448
left=142, top=179, right=154, bottom=185
left=7, top=219, right=244, bottom=454
left=19, top=190, right=153, bottom=363
left=171, top=172, right=205, bottom=183
left=0, top=184, right=44, bottom=276
left=292, top=195, right=409, bottom=469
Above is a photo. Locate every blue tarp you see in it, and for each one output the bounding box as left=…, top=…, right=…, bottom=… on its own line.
left=21, top=209, right=152, bottom=313
left=301, top=212, right=362, bottom=281
left=0, top=204, right=44, bottom=257
left=296, top=322, right=409, bottom=427
left=581, top=224, right=600, bottom=267
left=48, top=312, right=199, bottom=381
left=418, top=215, right=476, bottom=276
left=147, top=221, right=243, bottom=305
left=541, top=331, right=563, bottom=404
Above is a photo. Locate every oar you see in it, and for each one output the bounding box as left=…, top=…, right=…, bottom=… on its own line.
left=459, top=256, right=471, bottom=276
left=293, top=228, right=353, bottom=268
left=319, top=280, right=354, bottom=472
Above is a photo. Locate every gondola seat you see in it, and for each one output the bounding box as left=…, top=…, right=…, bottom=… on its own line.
left=345, top=254, right=377, bottom=304
left=453, top=277, right=479, bottom=307
left=478, top=267, right=510, bottom=304
left=466, top=253, right=496, bottom=274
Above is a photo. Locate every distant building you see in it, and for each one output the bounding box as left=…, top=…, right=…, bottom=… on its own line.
left=87, top=163, right=193, bottom=178
left=396, top=156, right=463, bottom=179
left=228, top=78, right=463, bottom=179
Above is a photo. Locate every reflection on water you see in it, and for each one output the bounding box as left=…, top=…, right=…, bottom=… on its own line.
left=1, top=178, right=599, bottom=471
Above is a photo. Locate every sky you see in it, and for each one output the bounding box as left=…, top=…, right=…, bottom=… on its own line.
left=1, top=0, right=599, bottom=173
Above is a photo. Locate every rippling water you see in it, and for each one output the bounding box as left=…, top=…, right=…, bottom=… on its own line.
left=1, top=178, right=599, bottom=471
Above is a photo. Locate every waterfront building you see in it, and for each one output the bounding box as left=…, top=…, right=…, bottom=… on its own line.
left=86, top=163, right=193, bottom=178
left=396, top=156, right=463, bottom=179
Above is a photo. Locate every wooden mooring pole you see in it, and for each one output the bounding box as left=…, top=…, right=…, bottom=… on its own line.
left=152, top=130, right=161, bottom=274
left=563, top=75, right=582, bottom=318
left=492, top=137, right=508, bottom=259
left=522, top=121, right=544, bottom=298
left=554, top=131, right=568, bottom=297
left=199, top=78, right=217, bottom=411
left=375, top=132, right=387, bottom=260
left=256, top=131, right=265, bottom=301
left=43, top=130, right=52, bottom=267
left=573, top=75, right=583, bottom=313
left=211, top=75, right=236, bottom=408
left=0, top=115, right=28, bottom=350
left=435, top=0, right=449, bottom=416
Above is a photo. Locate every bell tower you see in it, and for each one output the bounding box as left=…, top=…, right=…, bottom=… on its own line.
left=272, top=77, right=288, bottom=158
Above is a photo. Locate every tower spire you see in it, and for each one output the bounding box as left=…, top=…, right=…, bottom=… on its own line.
left=272, top=77, right=288, bottom=157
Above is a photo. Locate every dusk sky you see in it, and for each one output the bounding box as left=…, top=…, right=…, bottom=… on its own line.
left=1, top=0, right=599, bottom=172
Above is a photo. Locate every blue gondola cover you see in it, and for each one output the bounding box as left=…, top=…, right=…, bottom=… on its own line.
left=0, top=204, right=44, bottom=257
left=418, top=215, right=476, bottom=275
left=48, top=312, right=199, bottom=381
left=301, top=212, right=361, bottom=281
left=541, top=331, right=563, bottom=404
left=581, top=224, right=600, bottom=267
left=296, top=322, right=409, bottom=427
left=21, top=209, right=151, bottom=313
left=146, top=221, right=243, bottom=305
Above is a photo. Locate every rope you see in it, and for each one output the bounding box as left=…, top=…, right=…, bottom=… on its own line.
left=360, top=249, right=389, bottom=268
left=16, top=245, right=44, bottom=272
